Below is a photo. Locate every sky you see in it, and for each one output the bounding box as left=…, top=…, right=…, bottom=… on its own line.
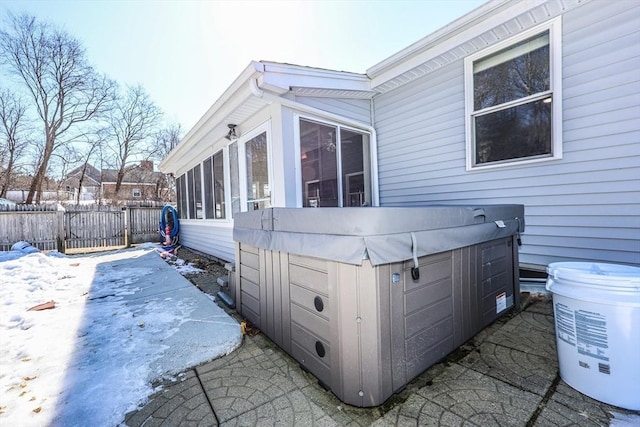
left=0, top=0, right=488, bottom=133
left=0, top=244, right=241, bottom=426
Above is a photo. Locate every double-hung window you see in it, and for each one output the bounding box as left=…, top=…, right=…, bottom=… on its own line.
left=465, top=18, right=562, bottom=170
left=298, top=118, right=372, bottom=207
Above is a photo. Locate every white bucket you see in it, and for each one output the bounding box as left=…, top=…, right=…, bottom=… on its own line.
left=546, top=262, right=640, bottom=410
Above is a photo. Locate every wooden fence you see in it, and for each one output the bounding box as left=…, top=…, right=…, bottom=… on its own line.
left=0, top=205, right=164, bottom=253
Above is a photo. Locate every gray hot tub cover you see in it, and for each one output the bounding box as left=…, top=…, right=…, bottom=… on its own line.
left=233, top=206, right=524, bottom=266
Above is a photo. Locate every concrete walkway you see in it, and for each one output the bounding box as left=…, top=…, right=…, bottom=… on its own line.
left=125, top=293, right=639, bottom=426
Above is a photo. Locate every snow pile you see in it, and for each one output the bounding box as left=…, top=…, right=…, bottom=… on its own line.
left=0, top=248, right=241, bottom=427
left=171, top=258, right=205, bottom=276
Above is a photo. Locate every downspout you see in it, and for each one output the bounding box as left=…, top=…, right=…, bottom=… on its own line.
left=249, top=78, right=380, bottom=207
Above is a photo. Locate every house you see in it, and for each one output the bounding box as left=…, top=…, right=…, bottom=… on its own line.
left=62, top=160, right=171, bottom=204
left=100, top=160, right=168, bottom=203
left=63, top=163, right=102, bottom=202
left=5, top=175, right=67, bottom=203
left=159, top=0, right=640, bottom=270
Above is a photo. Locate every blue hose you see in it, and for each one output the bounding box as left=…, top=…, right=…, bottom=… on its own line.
left=160, top=205, right=180, bottom=237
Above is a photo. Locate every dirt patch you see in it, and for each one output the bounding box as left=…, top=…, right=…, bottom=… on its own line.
left=174, top=246, right=227, bottom=277
left=168, top=246, right=240, bottom=318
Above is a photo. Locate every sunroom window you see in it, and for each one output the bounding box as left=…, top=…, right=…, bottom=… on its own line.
left=244, top=131, right=270, bottom=211
left=187, top=165, right=203, bottom=219
left=299, top=118, right=371, bottom=207
left=203, top=151, right=226, bottom=219
left=176, top=175, right=187, bottom=219
left=465, top=19, right=561, bottom=169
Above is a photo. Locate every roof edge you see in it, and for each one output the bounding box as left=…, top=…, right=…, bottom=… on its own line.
left=367, top=0, right=509, bottom=77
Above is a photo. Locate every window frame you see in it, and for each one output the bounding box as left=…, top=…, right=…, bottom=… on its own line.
left=464, top=18, right=562, bottom=171
left=176, top=174, right=187, bottom=219
left=236, top=121, right=273, bottom=214
left=202, top=150, right=226, bottom=220
left=132, top=188, right=141, bottom=198
left=294, top=115, right=373, bottom=208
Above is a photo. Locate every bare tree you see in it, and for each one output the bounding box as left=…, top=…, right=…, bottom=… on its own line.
left=148, top=122, right=182, bottom=202
left=0, top=88, right=28, bottom=197
left=71, top=127, right=107, bottom=203
left=105, top=84, right=162, bottom=194
left=152, top=122, right=183, bottom=160
left=0, top=13, right=115, bottom=204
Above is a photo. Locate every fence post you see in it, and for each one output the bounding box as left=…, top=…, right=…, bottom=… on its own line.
left=56, top=209, right=66, bottom=254
left=125, top=207, right=132, bottom=248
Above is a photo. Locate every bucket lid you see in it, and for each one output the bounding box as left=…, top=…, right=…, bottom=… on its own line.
left=547, top=262, right=640, bottom=289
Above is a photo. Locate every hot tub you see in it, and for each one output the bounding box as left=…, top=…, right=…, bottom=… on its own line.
left=232, top=205, right=524, bottom=407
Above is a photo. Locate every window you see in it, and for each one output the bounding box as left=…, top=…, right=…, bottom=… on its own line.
left=176, top=124, right=270, bottom=221
left=465, top=19, right=561, bottom=170
left=176, top=174, right=187, bottom=218
left=244, top=131, right=270, bottom=211
left=186, top=165, right=203, bottom=219
left=213, top=151, right=225, bottom=218
left=132, top=188, right=141, bottom=198
left=299, top=118, right=371, bottom=207
left=203, top=157, right=214, bottom=218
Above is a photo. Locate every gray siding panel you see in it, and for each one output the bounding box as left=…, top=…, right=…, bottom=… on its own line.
left=294, top=96, right=372, bottom=125
left=374, top=1, right=640, bottom=267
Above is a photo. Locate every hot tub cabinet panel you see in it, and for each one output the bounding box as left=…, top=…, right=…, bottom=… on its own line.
left=233, top=206, right=523, bottom=407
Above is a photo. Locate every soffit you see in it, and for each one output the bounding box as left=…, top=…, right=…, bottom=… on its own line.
left=160, top=94, right=268, bottom=176
left=290, top=87, right=375, bottom=99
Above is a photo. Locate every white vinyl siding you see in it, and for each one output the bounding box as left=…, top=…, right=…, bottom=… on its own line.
left=178, top=221, right=235, bottom=262
left=294, top=96, right=372, bottom=125
left=374, top=0, right=640, bottom=267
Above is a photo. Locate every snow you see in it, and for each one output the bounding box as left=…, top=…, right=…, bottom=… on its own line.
left=610, top=411, right=640, bottom=426
left=0, top=246, right=242, bottom=427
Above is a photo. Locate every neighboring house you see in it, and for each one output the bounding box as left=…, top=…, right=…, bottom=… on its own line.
left=101, top=160, right=167, bottom=203
left=63, top=164, right=102, bottom=202
left=5, top=175, right=68, bottom=203
left=159, top=0, right=640, bottom=270
left=62, top=160, right=171, bottom=204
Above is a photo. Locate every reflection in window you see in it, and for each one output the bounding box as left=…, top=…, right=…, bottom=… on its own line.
left=245, top=132, right=270, bottom=211
left=187, top=168, right=195, bottom=218
left=203, top=156, right=214, bottom=218
left=468, top=30, right=555, bottom=167
left=193, top=164, right=203, bottom=219
left=203, top=152, right=226, bottom=219
left=300, top=118, right=370, bottom=207
left=300, top=121, right=338, bottom=207
left=341, top=128, right=371, bottom=207
left=213, top=151, right=225, bottom=218
left=176, top=175, right=187, bottom=219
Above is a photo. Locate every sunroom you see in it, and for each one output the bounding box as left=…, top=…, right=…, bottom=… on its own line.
left=159, top=61, right=378, bottom=261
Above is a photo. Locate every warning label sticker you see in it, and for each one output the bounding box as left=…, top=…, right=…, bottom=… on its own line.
left=496, top=292, right=507, bottom=313
left=555, top=303, right=576, bottom=346
left=554, top=303, right=609, bottom=362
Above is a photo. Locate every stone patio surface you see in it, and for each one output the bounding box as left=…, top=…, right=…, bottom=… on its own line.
left=124, top=276, right=640, bottom=427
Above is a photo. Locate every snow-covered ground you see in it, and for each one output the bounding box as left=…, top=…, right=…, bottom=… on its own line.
left=0, top=244, right=242, bottom=427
